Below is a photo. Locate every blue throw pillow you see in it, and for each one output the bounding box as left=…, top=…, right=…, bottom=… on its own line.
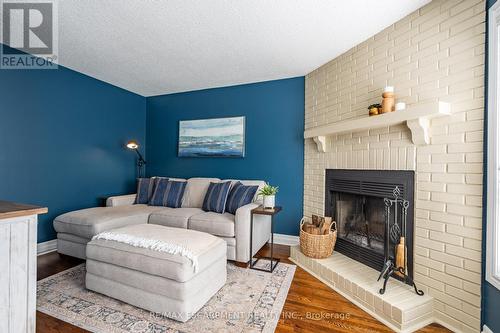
left=202, top=181, right=232, bottom=213
left=135, top=178, right=158, bottom=204
left=225, top=181, right=259, bottom=214
left=149, top=179, right=187, bottom=208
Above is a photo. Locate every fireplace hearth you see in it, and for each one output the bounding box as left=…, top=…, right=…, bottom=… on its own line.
left=325, top=169, right=415, bottom=281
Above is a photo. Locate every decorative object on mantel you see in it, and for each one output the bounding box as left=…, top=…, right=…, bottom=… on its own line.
left=395, top=101, right=406, bottom=111
left=126, top=140, right=147, bottom=178
left=305, top=101, right=451, bottom=152
left=381, top=86, right=395, bottom=113
left=377, top=187, right=424, bottom=296
left=300, top=215, right=337, bottom=259
left=258, top=183, right=279, bottom=209
left=367, top=103, right=381, bottom=116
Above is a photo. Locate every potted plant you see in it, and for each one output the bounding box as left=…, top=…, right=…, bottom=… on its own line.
left=368, top=103, right=381, bottom=116
left=259, top=183, right=279, bottom=209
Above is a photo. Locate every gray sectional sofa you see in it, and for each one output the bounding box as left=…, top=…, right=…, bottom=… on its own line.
left=53, top=177, right=272, bottom=265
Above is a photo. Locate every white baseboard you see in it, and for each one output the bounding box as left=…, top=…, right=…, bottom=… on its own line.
left=271, top=233, right=299, bottom=246
left=37, top=239, right=57, bottom=255
left=483, top=325, right=493, bottom=333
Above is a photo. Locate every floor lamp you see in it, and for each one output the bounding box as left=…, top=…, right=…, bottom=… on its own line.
left=126, top=140, right=146, bottom=178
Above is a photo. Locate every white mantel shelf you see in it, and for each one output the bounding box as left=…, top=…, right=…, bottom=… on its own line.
left=304, top=101, right=451, bottom=152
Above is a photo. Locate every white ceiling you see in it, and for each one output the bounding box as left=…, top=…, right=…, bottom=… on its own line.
left=20, top=0, right=431, bottom=96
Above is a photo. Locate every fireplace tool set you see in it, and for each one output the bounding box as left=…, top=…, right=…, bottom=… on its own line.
left=377, top=186, right=424, bottom=296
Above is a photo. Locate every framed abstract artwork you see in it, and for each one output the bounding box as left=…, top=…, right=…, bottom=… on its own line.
left=178, top=116, right=245, bottom=157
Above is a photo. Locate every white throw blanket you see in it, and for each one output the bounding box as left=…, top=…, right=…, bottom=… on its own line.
left=92, top=227, right=206, bottom=272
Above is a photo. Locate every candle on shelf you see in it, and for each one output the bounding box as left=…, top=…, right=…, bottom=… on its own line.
left=395, top=102, right=406, bottom=111
left=384, top=86, right=394, bottom=93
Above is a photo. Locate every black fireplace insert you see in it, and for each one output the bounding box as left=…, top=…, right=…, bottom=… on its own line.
left=325, top=169, right=415, bottom=281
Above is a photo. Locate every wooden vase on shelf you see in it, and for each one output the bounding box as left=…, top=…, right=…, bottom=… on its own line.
left=381, top=91, right=395, bottom=113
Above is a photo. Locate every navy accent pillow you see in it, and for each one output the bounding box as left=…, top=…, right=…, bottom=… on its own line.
left=149, top=179, right=187, bottom=208
left=225, top=182, right=258, bottom=214
left=135, top=178, right=158, bottom=204
left=202, top=181, right=232, bottom=213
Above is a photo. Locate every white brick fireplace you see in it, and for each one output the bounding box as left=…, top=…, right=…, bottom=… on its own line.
left=299, top=1, right=485, bottom=332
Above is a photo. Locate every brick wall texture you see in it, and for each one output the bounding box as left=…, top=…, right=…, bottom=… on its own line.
left=304, top=1, right=485, bottom=332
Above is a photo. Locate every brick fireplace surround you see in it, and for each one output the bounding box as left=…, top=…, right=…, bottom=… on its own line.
left=300, top=1, right=485, bottom=332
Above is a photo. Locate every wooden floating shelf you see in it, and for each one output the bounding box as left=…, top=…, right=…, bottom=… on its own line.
left=304, top=101, right=451, bottom=152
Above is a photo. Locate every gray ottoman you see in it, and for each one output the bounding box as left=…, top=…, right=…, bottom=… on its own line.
left=85, top=224, right=227, bottom=322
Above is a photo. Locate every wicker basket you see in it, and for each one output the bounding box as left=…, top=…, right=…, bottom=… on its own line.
left=299, top=218, right=337, bottom=259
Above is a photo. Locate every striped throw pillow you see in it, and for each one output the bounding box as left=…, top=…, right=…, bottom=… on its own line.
left=135, top=178, right=158, bottom=204
left=149, top=179, right=187, bottom=208
left=225, top=181, right=259, bottom=214
left=202, top=181, right=232, bottom=213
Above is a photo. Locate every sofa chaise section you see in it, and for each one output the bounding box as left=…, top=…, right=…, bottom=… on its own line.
left=54, top=204, right=164, bottom=259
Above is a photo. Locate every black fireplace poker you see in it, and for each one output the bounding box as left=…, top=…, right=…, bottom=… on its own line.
left=378, top=187, right=424, bottom=296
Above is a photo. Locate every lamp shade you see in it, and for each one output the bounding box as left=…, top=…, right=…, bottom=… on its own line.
left=126, top=140, right=145, bottom=177
left=126, top=140, right=139, bottom=149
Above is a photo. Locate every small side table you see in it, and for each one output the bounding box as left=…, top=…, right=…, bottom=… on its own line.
left=97, top=195, right=122, bottom=207
left=250, top=205, right=282, bottom=273
left=98, top=196, right=110, bottom=207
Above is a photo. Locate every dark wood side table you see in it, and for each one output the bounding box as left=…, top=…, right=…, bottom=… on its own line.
left=250, top=205, right=282, bottom=273
left=97, top=195, right=123, bottom=207
left=98, top=196, right=110, bottom=207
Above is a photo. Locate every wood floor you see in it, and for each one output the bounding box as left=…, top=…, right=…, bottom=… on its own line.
left=36, top=245, right=451, bottom=333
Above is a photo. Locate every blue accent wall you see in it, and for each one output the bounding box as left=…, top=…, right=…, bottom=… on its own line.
left=483, top=282, right=500, bottom=332
left=146, top=77, right=305, bottom=236
left=484, top=1, right=500, bottom=332
left=0, top=44, right=146, bottom=243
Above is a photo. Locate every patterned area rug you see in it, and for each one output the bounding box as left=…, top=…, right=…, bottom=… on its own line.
left=37, top=261, right=295, bottom=333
